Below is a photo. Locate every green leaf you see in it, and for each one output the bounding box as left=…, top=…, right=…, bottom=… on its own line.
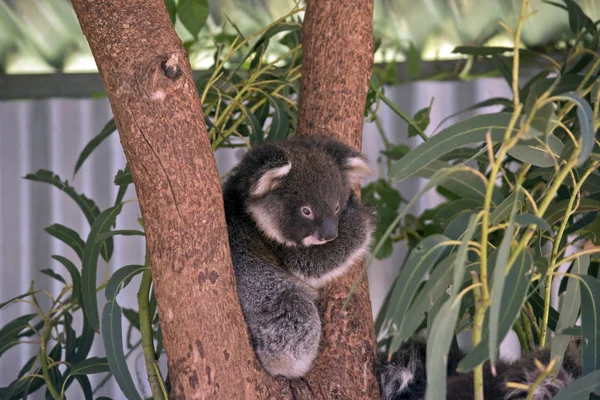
left=73, top=119, right=117, bottom=176
left=408, top=106, right=430, bottom=138
left=489, top=190, right=524, bottom=225
left=432, top=199, right=481, bottom=225
left=555, top=369, right=600, bottom=400
left=101, top=302, right=141, bottom=400
left=399, top=256, right=475, bottom=339
left=389, top=113, right=517, bottom=182
left=178, top=0, right=209, bottom=38
left=0, top=314, right=37, bottom=357
left=362, top=179, right=403, bottom=259
left=385, top=235, right=450, bottom=353
left=24, top=170, right=113, bottom=261
left=266, top=97, right=289, bottom=141
left=165, top=0, right=177, bottom=25
left=96, top=230, right=145, bottom=242
left=75, top=375, right=93, bottom=400
left=490, top=55, right=512, bottom=88
left=488, top=192, right=520, bottom=366
left=51, top=255, right=82, bottom=305
left=528, top=287, right=559, bottom=332
left=40, top=268, right=66, bottom=284
left=0, top=290, right=38, bottom=310
left=68, top=357, right=110, bottom=376
left=551, top=255, right=589, bottom=371
left=452, top=46, right=537, bottom=57
left=514, top=213, right=552, bottom=232
left=563, top=0, right=596, bottom=34
left=241, top=105, right=264, bottom=145
left=507, top=133, right=564, bottom=167
left=64, top=312, right=76, bottom=362
left=122, top=308, right=141, bottom=330
left=458, top=249, right=533, bottom=371
left=24, top=170, right=100, bottom=225
left=425, top=297, right=461, bottom=400
left=544, top=198, right=600, bottom=225
left=406, top=42, right=420, bottom=78
left=44, top=224, right=86, bottom=260
left=417, top=160, right=504, bottom=205
left=82, top=204, right=125, bottom=331
left=581, top=172, right=600, bottom=194
left=553, top=93, right=594, bottom=166
left=579, top=275, right=600, bottom=374
left=114, top=169, right=133, bottom=185
left=105, top=265, right=147, bottom=302
left=72, top=316, right=94, bottom=364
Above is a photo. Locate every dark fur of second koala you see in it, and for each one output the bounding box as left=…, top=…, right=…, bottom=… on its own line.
left=378, top=338, right=582, bottom=400
left=223, top=135, right=376, bottom=378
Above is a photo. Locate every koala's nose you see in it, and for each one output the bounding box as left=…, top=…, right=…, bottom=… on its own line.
left=318, top=218, right=338, bottom=241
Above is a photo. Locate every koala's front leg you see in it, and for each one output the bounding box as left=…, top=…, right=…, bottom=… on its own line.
left=279, top=191, right=377, bottom=286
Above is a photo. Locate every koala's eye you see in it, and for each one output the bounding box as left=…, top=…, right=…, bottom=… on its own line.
left=335, top=203, right=340, bottom=212
left=301, top=206, right=313, bottom=219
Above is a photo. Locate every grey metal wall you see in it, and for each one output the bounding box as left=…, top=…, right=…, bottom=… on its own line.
left=0, top=78, right=517, bottom=398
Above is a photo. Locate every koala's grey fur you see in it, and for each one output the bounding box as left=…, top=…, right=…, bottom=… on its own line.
left=378, top=338, right=582, bottom=400
left=223, top=135, right=376, bottom=378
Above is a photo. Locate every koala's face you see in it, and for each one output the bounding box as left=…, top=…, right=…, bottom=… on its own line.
left=245, top=140, right=370, bottom=247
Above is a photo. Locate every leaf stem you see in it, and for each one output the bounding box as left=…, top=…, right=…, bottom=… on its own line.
left=138, top=266, right=165, bottom=400
left=540, top=161, right=599, bottom=345
left=40, top=321, right=62, bottom=400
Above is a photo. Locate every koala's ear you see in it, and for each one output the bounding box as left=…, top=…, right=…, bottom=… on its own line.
left=250, top=162, right=292, bottom=197
left=244, top=144, right=291, bottom=197
left=342, top=155, right=371, bottom=186
left=288, top=135, right=371, bottom=185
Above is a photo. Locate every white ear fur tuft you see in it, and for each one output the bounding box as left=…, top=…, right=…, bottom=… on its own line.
left=250, top=163, right=292, bottom=197
left=344, top=156, right=371, bottom=185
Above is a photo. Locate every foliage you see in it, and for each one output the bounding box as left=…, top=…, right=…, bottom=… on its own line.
left=370, top=1, right=600, bottom=399
left=1, top=1, right=599, bottom=400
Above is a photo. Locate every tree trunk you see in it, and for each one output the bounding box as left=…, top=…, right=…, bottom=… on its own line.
left=293, top=0, right=380, bottom=399
left=71, top=1, right=288, bottom=398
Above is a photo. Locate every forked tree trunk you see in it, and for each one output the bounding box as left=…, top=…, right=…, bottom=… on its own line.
left=73, top=0, right=378, bottom=398
left=294, top=0, right=380, bottom=398
left=71, top=1, right=288, bottom=398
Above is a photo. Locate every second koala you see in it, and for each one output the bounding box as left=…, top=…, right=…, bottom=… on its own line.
left=223, top=135, right=376, bottom=378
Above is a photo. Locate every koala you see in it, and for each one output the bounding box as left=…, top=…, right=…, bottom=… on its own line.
left=222, top=135, right=376, bottom=379
left=378, top=338, right=582, bottom=400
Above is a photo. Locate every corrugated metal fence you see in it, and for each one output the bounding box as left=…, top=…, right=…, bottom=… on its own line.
left=0, top=78, right=520, bottom=398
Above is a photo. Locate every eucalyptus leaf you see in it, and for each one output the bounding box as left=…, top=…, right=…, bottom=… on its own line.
left=417, top=160, right=503, bottom=205
left=458, top=249, right=533, bottom=371
left=51, top=255, right=82, bottom=305
left=488, top=192, right=520, bottom=366
left=0, top=314, right=37, bottom=357
left=553, top=93, right=594, bottom=166
left=266, top=97, right=289, bottom=141
left=544, top=199, right=600, bottom=225
left=385, top=235, right=450, bottom=353
left=105, top=264, right=147, bottom=302
left=579, top=274, right=600, bottom=374
left=101, top=302, right=141, bottom=400
left=551, top=254, right=589, bottom=371
left=82, top=204, right=124, bottom=331
left=425, top=298, right=461, bottom=400
left=178, top=0, right=209, bottom=38
left=68, top=357, right=110, bottom=376
left=553, top=369, right=600, bottom=400
left=73, top=119, right=116, bottom=176
left=44, top=224, right=85, bottom=260
left=514, top=213, right=552, bottom=232
left=507, top=133, right=564, bottom=168
left=389, top=113, right=517, bottom=182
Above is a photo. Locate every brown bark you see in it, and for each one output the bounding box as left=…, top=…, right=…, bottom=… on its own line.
left=294, top=0, right=380, bottom=399
left=71, top=1, right=288, bottom=399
